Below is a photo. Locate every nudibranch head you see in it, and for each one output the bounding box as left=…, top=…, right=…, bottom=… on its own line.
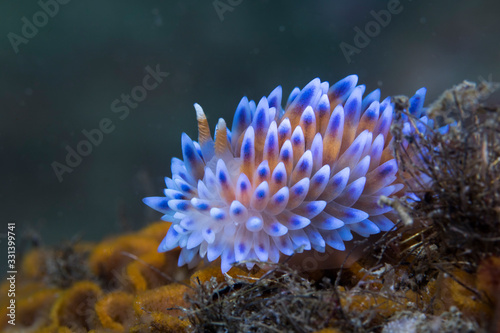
left=144, top=75, right=426, bottom=273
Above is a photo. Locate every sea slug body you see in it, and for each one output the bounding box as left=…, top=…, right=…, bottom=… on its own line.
left=144, top=75, right=428, bottom=273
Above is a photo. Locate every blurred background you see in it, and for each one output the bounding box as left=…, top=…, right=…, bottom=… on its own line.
left=1, top=0, right=499, bottom=248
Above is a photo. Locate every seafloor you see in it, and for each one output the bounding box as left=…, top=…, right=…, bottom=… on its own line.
left=2, top=80, right=500, bottom=333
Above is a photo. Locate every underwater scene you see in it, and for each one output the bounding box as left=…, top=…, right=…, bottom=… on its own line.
left=2, top=0, right=500, bottom=332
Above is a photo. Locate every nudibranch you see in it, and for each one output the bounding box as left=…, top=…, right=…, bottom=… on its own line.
left=144, top=75, right=427, bottom=273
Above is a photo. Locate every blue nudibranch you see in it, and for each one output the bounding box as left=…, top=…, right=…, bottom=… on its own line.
left=143, top=75, right=428, bottom=273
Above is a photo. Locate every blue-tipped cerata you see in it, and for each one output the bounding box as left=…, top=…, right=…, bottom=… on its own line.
left=143, top=75, right=431, bottom=273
